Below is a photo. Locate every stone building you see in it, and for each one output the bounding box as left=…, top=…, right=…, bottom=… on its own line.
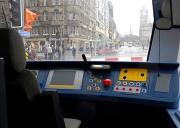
left=95, top=0, right=110, bottom=50
left=24, top=0, right=97, bottom=54
left=139, top=7, right=153, bottom=49
left=108, top=1, right=117, bottom=48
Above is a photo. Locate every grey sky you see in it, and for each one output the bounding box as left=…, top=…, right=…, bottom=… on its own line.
left=111, top=0, right=153, bottom=35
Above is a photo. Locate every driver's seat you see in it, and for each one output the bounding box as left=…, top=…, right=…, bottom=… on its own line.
left=0, top=28, right=81, bottom=128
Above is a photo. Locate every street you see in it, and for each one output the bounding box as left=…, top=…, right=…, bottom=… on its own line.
left=33, top=46, right=148, bottom=62
left=117, top=46, right=148, bottom=57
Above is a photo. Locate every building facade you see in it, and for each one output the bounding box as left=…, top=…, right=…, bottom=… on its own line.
left=139, top=7, right=153, bottom=49
left=1, top=0, right=118, bottom=55
left=95, top=0, right=113, bottom=50
left=108, top=1, right=117, bottom=48
left=24, top=0, right=97, bottom=54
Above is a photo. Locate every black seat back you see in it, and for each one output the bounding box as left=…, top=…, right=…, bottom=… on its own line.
left=0, top=28, right=41, bottom=128
left=0, top=28, right=65, bottom=128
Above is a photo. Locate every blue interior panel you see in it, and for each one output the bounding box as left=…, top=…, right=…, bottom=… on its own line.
left=35, top=62, right=180, bottom=109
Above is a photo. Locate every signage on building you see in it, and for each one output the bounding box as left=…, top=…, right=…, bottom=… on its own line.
left=18, top=30, right=30, bottom=37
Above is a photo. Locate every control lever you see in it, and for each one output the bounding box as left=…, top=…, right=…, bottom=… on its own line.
left=82, top=54, right=89, bottom=70
left=82, top=54, right=112, bottom=88
left=82, top=54, right=87, bottom=63
left=82, top=54, right=111, bottom=73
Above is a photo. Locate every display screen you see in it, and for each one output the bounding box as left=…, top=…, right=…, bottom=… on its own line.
left=50, top=70, right=76, bottom=85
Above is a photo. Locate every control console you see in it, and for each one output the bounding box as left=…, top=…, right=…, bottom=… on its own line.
left=37, top=62, right=179, bottom=108
left=82, top=67, right=148, bottom=96
left=83, top=71, right=113, bottom=92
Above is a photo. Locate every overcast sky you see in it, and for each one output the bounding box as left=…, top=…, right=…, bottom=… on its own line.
left=110, top=0, right=153, bottom=36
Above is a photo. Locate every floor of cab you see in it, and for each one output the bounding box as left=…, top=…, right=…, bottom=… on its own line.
left=62, top=99, right=172, bottom=128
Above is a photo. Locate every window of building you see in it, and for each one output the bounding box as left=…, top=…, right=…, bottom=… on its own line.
left=67, top=0, right=71, bottom=5
left=73, top=13, right=75, bottom=20
left=36, top=27, right=39, bottom=35
left=74, top=27, right=78, bottom=35
left=1, top=18, right=5, bottom=24
left=59, top=14, right=63, bottom=20
left=31, top=0, right=38, bottom=6
left=25, top=0, right=29, bottom=7
left=68, top=13, right=73, bottom=20
left=0, top=15, right=5, bottom=23
left=52, top=0, right=61, bottom=5
left=52, top=0, right=55, bottom=5
left=43, top=27, right=49, bottom=35
left=43, top=0, right=47, bottom=6
left=35, top=0, right=38, bottom=6
left=52, top=26, right=59, bottom=35
left=72, top=26, right=75, bottom=34
left=31, top=27, right=39, bottom=35
left=52, top=27, right=55, bottom=35
left=43, top=12, right=48, bottom=21
left=54, top=10, right=59, bottom=20
left=57, top=0, right=61, bottom=5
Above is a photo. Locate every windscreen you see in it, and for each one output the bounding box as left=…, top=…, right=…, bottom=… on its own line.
left=1, top=0, right=153, bottom=62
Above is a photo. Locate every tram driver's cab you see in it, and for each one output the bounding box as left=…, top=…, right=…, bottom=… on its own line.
left=1, top=0, right=180, bottom=128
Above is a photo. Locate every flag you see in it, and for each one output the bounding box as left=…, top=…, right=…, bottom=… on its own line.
left=24, top=8, right=39, bottom=32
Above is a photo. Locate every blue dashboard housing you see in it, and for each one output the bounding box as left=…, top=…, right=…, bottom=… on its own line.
left=29, top=61, right=180, bottom=109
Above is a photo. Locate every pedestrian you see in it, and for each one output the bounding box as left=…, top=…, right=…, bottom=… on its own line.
left=29, top=48, right=36, bottom=61
left=72, top=47, right=76, bottom=57
left=47, top=45, right=52, bottom=60
left=25, top=48, right=29, bottom=61
left=51, top=45, right=56, bottom=60
left=31, top=49, right=36, bottom=60
left=57, top=46, right=61, bottom=59
left=42, top=45, right=48, bottom=60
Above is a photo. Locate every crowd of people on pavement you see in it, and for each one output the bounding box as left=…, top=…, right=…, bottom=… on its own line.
left=25, top=42, right=77, bottom=61
left=42, top=45, right=76, bottom=60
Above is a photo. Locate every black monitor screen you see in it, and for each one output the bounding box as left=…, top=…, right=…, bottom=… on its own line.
left=50, top=70, right=76, bottom=85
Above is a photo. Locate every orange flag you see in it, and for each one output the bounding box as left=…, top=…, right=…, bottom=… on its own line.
left=24, top=8, right=39, bottom=32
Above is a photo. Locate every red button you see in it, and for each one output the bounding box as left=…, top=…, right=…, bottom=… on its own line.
left=102, top=79, right=112, bottom=87
left=129, top=88, right=132, bottom=91
left=122, top=87, right=125, bottom=91
left=136, top=89, right=139, bottom=91
left=115, top=87, right=119, bottom=90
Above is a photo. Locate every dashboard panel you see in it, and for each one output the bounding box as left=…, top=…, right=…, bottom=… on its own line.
left=33, top=62, right=179, bottom=108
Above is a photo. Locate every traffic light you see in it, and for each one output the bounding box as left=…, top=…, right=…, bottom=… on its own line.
left=9, top=0, right=23, bottom=28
